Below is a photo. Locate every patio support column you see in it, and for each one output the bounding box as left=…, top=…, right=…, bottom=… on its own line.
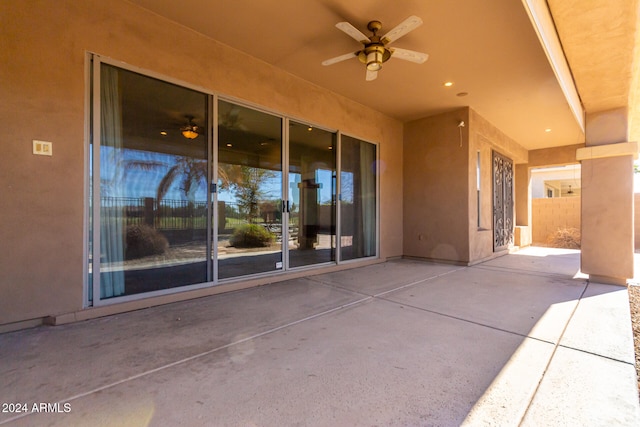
left=577, top=107, right=637, bottom=285
left=514, top=164, right=532, bottom=247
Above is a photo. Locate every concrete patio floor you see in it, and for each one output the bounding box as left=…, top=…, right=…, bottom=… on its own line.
left=1, top=247, right=639, bottom=426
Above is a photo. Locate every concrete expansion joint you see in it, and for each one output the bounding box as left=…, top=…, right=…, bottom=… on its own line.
left=472, top=264, right=584, bottom=283
left=556, top=344, right=634, bottom=366
left=379, top=296, right=562, bottom=346
left=305, top=265, right=467, bottom=300
left=518, top=281, right=589, bottom=425
left=372, top=266, right=467, bottom=298
left=304, top=276, right=374, bottom=298
left=0, top=294, right=376, bottom=426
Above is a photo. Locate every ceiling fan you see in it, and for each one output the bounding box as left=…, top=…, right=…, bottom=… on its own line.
left=322, top=15, right=428, bottom=81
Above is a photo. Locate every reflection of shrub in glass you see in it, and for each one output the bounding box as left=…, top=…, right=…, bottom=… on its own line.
left=230, top=224, right=274, bottom=248
left=125, top=224, right=169, bottom=259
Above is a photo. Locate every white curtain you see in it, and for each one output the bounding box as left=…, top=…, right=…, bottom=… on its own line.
left=359, top=142, right=376, bottom=257
left=99, top=65, right=125, bottom=298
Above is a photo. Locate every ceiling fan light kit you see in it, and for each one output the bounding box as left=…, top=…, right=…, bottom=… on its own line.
left=322, top=15, right=428, bottom=81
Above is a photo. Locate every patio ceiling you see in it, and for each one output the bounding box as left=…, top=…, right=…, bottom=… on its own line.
left=127, top=0, right=639, bottom=151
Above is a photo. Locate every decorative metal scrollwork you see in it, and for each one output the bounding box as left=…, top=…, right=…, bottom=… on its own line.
left=492, top=151, right=514, bottom=251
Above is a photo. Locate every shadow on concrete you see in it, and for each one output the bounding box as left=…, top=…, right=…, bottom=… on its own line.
left=0, top=247, right=637, bottom=426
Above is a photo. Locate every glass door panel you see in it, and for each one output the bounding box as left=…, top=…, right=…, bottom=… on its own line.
left=340, top=136, right=377, bottom=260
left=217, top=100, right=283, bottom=279
left=96, top=63, right=209, bottom=300
left=288, top=122, right=336, bottom=268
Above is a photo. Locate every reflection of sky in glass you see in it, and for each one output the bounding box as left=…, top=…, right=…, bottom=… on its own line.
left=316, top=169, right=334, bottom=204
left=219, top=170, right=336, bottom=204
left=287, top=170, right=334, bottom=206
left=218, top=174, right=282, bottom=203
left=100, top=147, right=207, bottom=201
left=99, top=147, right=339, bottom=204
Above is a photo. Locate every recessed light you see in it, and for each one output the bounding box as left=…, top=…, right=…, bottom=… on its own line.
left=444, top=81, right=454, bottom=87
left=160, top=131, right=168, bottom=136
left=545, top=128, right=552, bottom=133
left=226, top=143, right=233, bottom=147
left=456, top=92, right=468, bottom=97
left=307, top=126, right=313, bottom=131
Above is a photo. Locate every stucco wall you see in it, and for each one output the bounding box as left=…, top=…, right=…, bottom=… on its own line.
left=581, top=155, right=634, bottom=281
left=580, top=109, right=634, bottom=283
left=403, top=109, right=470, bottom=263
left=0, top=0, right=403, bottom=326
left=528, top=144, right=584, bottom=168
left=403, top=107, right=528, bottom=264
left=468, top=108, right=528, bottom=262
left=532, top=198, right=581, bottom=244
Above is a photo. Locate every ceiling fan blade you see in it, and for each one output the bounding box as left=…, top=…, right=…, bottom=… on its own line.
left=390, top=47, right=429, bottom=64
left=381, top=15, right=423, bottom=44
left=366, top=69, right=378, bottom=81
left=335, top=21, right=371, bottom=43
left=322, top=51, right=359, bottom=66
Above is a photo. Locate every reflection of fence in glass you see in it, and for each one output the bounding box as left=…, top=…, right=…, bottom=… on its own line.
left=100, top=197, right=275, bottom=232
left=101, top=197, right=208, bottom=230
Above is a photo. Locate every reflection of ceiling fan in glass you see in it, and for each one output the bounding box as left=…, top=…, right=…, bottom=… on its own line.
left=181, top=115, right=199, bottom=139
left=322, top=15, right=429, bottom=81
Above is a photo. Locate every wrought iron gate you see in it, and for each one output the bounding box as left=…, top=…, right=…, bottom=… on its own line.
left=492, top=151, right=514, bottom=251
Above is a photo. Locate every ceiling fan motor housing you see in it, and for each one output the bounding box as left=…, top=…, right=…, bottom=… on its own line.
left=358, top=45, right=391, bottom=70
left=358, top=20, right=392, bottom=70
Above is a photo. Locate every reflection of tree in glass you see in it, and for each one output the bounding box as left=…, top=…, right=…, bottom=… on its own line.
left=124, top=154, right=242, bottom=204
left=340, top=171, right=354, bottom=203
left=118, top=156, right=209, bottom=234
left=157, top=158, right=207, bottom=203
left=220, top=165, right=276, bottom=223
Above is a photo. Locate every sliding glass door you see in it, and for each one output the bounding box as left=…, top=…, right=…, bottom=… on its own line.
left=340, top=136, right=377, bottom=260
left=217, top=101, right=283, bottom=279
left=89, top=58, right=378, bottom=304
left=288, top=121, right=336, bottom=268
left=93, top=63, right=209, bottom=300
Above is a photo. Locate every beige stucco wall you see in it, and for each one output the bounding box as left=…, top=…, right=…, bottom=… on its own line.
left=532, top=198, right=581, bottom=244
left=0, top=0, right=403, bottom=326
left=581, top=155, right=634, bottom=282
left=514, top=164, right=532, bottom=247
left=580, top=109, right=634, bottom=284
left=403, top=109, right=470, bottom=263
left=528, top=144, right=584, bottom=168
left=468, top=109, right=528, bottom=262
left=515, top=165, right=531, bottom=227
left=403, top=107, right=528, bottom=264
